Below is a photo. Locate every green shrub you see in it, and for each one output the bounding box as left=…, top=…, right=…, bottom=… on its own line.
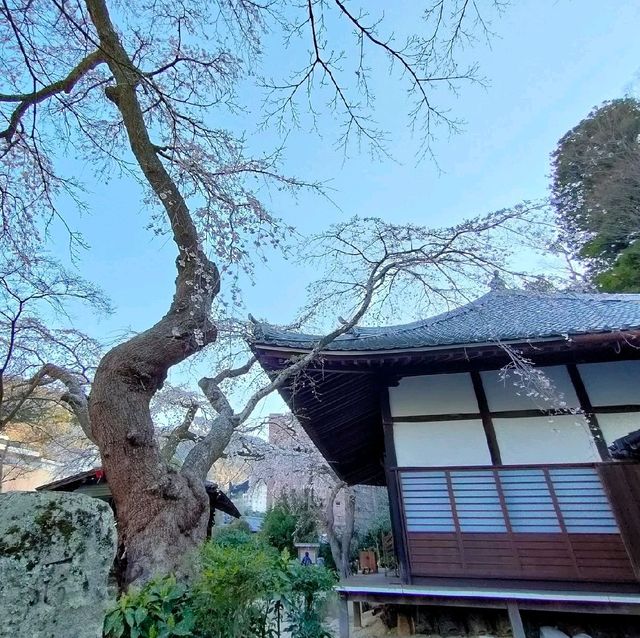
left=317, top=542, right=336, bottom=572
left=261, top=491, right=320, bottom=554
left=211, top=519, right=255, bottom=548
left=261, top=501, right=298, bottom=554
left=191, top=538, right=288, bottom=638
left=284, top=563, right=336, bottom=638
left=103, top=575, right=195, bottom=638
left=351, top=510, right=392, bottom=566
left=104, top=538, right=337, bottom=638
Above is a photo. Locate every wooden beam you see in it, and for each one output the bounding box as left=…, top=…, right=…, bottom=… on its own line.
left=339, top=595, right=350, bottom=638
left=471, top=371, right=502, bottom=465
left=352, top=602, right=362, bottom=629
left=507, top=601, right=526, bottom=638
left=397, top=608, right=416, bottom=635
left=567, top=363, right=610, bottom=460
left=381, top=387, right=412, bottom=584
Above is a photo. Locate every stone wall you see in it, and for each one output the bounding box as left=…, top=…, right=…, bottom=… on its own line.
left=0, top=491, right=116, bottom=638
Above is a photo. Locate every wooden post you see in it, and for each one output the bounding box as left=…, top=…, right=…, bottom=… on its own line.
left=397, top=608, right=415, bottom=635
left=567, top=363, right=610, bottom=460
left=339, top=595, right=350, bottom=638
left=471, top=371, right=502, bottom=465
left=507, top=601, right=526, bottom=638
left=352, top=601, right=362, bottom=628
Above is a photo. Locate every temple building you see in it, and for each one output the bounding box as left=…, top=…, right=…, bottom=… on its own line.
left=251, top=283, right=640, bottom=636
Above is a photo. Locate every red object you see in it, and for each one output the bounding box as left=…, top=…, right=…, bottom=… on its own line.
left=94, top=468, right=105, bottom=481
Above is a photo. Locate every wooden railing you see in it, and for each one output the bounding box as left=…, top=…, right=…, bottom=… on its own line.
left=391, top=463, right=639, bottom=583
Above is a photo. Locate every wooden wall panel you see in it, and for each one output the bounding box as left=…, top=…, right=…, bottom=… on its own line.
left=400, top=464, right=640, bottom=584
left=406, top=532, right=636, bottom=582
left=599, top=463, right=640, bottom=579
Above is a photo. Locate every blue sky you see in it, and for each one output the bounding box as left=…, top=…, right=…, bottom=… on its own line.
left=48, top=1, right=640, bottom=415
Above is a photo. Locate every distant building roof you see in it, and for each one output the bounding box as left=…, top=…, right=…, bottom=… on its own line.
left=38, top=468, right=241, bottom=519
left=252, top=288, right=640, bottom=354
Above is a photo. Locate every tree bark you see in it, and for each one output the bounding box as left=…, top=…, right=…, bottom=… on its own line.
left=325, top=482, right=356, bottom=579
left=85, top=0, right=220, bottom=586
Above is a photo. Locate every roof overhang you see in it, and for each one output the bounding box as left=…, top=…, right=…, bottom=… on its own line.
left=253, top=331, right=640, bottom=486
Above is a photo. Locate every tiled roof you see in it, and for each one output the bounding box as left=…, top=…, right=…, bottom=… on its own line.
left=252, top=289, right=640, bottom=352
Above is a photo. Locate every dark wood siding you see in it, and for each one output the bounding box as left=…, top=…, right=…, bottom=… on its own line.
left=406, top=532, right=634, bottom=582
left=395, top=464, right=639, bottom=584
left=599, top=463, right=640, bottom=579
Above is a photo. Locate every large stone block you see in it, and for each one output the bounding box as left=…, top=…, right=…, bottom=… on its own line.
left=0, top=491, right=117, bottom=638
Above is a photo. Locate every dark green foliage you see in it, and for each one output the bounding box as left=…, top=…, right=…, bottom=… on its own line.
left=211, top=519, right=254, bottom=548
left=594, top=241, right=640, bottom=292
left=103, top=576, right=195, bottom=638
left=261, top=492, right=320, bottom=554
left=192, top=537, right=288, bottom=638
left=551, top=98, right=640, bottom=290
left=104, top=532, right=335, bottom=638
left=261, top=503, right=298, bottom=554
left=317, top=542, right=336, bottom=571
left=286, top=561, right=337, bottom=612
left=351, top=511, right=392, bottom=566
left=284, top=562, right=336, bottom=638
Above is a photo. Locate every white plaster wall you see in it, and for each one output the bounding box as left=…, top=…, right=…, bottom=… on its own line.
left=393, top=420, right=491, bottom=467
left=248, top=481, right=268, bottom=513
left=596, top=412, right=640, bottom=446
left=481, top=365, right=579, bottom=412
left=389, top=373, right=478, bottom=417
left=493, top=415, right=600, bottom=465
left=578, top=360, right=640, bottom=407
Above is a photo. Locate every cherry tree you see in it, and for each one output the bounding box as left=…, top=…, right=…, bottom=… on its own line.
left=0, top=255, right=107, bottom=483
left=1, top=0, right=512, bottom=585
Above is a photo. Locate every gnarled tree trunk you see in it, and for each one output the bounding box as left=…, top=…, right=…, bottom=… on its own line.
left=325, top=482, right=356, bottom=579
left=85, top=0, right=220, bottom=586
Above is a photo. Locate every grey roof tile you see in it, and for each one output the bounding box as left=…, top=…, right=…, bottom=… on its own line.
left=252, top=289, right=640, bottom=352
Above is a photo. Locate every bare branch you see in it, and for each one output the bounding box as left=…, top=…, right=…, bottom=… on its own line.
left=160, top=401, right=199, bottom=463
left=0, top=50, right=104, bottom=145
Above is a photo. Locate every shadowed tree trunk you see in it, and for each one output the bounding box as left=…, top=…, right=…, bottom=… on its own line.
left=325, top=482, right=356, bottom=579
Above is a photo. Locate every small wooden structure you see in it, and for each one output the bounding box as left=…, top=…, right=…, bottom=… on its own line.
left=38, top=467, right=241, bottom=535
left=295, top=542, right=320, bottom=564
left=358, top=549, right=378, bottom=574
left=252, top=285, right=640, bottom=636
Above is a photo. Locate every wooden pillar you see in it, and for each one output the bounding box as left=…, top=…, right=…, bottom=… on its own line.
left=567, top=363, right=610, bottom=460
left=507, top=602, right=526, bottom=638
left=397, top=608, right=415, bottom=635
left=339, top=595, right=350, bottom=638
left=471, top=371, right=502, bottom=465
left=352, top=601, right=362, bottom=628
left=381, top=387, right=412, bottom=584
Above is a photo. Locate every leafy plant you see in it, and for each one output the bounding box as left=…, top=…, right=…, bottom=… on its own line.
left=284, top=563, right=336, bottom=638
left=351, top=509, right=392, bottom=566
left=285, top=611, right=333, bottom=638
left=192, top=538, right=288, bottom=638
left=103, top=575, right=195, bottom=638
left=211, top=519, right=255, bottom=548
left=261, top=491, right=320, bottom=553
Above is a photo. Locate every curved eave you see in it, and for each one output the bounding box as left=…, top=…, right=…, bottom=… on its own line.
left=252, top=329, right=640, bottom=360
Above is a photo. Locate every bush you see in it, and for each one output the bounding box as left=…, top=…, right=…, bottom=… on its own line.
left=191, top=538, right=288, bottom=638
left=351, top=511, right=392, bottom=566
left=104, top=536, right=336, bottom=638
left=284, top=563, right=336, bottom=638
left=211, top=519, right=255, bottom=548
left=317, top=542, right=336, bottom=571
left=261, top=491, right=320, bottom=554
left=103, top=575, right=195, bottom=638
left=261, top=500, right=298, bottom=554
